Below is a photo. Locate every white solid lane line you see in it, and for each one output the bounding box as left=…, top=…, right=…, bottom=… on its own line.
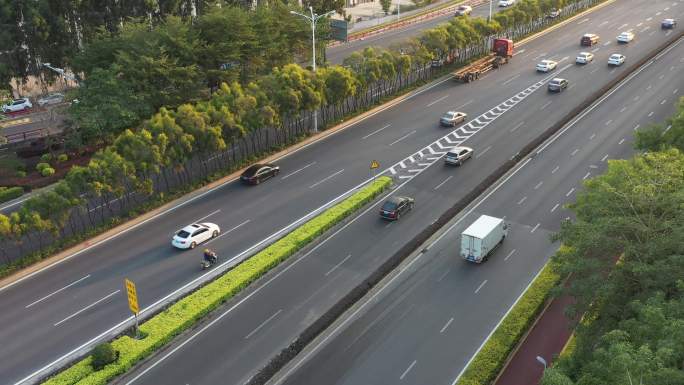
left=362, top=124, right=391, bottom=140
left=434, top=176, right=453, bottom=190
left=551, top=203, right=560, bottom=213
left=26, top=275, right=91, bottom=308
left=619, top=138, right=625, bottom=145
left=389, top=130, right=416, bottom=146
left=566, top=188, right=576, bottom=197
left=583, top=172, right=592, bottom=180
left=530, top=223, right=540, bottom=233
left=309, top=169, right=345, bottom=189
left=325, top=254, right=353, bottom=277
left=244, top=309, right=282, bottom=339
left=534, top=181, right=543, bottom=190
left=205, top=219, right=251, bottom=244
left=517, top=196, right=527, bottom=205
left=474, top=280, right=488, bottom=294
left=601, top=154, right=609, bottom=162
left=400, top=360, right=418, bottom=380
left=571, top=148, right=579, bottom=156
left=440, top=318, right=454, bottom=333
left=552, top=165, right=559, bottom=174
left=281, top=162, right=316, bottom=179
left=427, top=94, right=449, bottom=107
left=504, top=249, right=517, bottom=261
left=54, top=290, right=120, bottom=327
left=475, top=146, right=492, bottom=159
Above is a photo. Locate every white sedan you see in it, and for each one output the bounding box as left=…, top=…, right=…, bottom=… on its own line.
left=172, top=222, right=221, bottom=249
left=2, top=98, right=32, bottom=113
left=608, top=53, right=626, bottom=66
left=575, top=52, right=594, bottom=64
left=617, top=31, right=635, bottom=43
left=536, top=59, right=558, bottom=72
left=37, top=93, right=65, bottom=106
left=498, top=0, right=515, bottom=7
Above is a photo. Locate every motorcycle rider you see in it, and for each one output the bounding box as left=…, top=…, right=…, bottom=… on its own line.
left=203, top=249, right=217, bottom=265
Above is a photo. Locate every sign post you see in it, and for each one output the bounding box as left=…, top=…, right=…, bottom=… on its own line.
left=370, top=160, right=380, bottom=181
left=125, top=278, right=140, bottom=338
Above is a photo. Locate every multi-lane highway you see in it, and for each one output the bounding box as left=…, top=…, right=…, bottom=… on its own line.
left=70, top=2, right=683, bottom=385
left=278, top=31, right=684, bottom=385
left=327, top=1, right=497, bottom=64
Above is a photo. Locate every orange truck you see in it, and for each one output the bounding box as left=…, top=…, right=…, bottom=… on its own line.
left=453, top=38, right=514, bottom=83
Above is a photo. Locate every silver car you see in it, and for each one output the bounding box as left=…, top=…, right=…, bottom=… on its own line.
left=444, top=146, right=474, bottom=165
left=37, top=93, right=65, bottom=107
left=440, top=111, right=467, bottom=127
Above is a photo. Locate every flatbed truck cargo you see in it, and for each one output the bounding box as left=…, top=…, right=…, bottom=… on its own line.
left=453, top=38, right=514, bottom=83
left=460, top=215, right=508, bottom=263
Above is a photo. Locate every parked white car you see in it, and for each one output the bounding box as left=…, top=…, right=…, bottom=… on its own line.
left=575, top=52, right=594, bottom=64
left=37, top=93, right=65, bottom=106
left=536, top=59, right=558, bottom=72
left=2, top=98, right=32, bottom=113
left=498, top=0, right=515, bottom=7
left=608, top=53, right=626, bottom=66
left=172, top=223, right=221, bottom=249
left=617, top=31, right=635, bottom=43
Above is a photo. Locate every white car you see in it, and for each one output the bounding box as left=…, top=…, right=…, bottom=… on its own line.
left=2, top=98, right=32, bottom=113
left=608, top=53, right=626, bottom=66
left=37, top=93, right=65, bottom=106
left=575, top=52, right=594, bottom=64
left=172, top=222, right=221, bottom=249
left=536, top=59, right=558, bottom=72
left=455, top=5, right=473, bottom=16
left=498, top=0, right=515, bottom=7
left=617, top=31, right=635, bottom=43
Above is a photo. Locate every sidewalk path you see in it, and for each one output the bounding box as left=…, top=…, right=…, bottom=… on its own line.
left=494, top=293, right=576, bottom=385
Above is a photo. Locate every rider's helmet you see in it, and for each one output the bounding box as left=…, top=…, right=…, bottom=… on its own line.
left=204, top=249, right=210, bottom=254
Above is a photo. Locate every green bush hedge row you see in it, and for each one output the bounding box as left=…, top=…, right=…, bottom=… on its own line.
left=457, top=260, right=561, bottom=385
left=0, top=186, right=24, bottom=203
left=43, top=176, right=392, bottom=385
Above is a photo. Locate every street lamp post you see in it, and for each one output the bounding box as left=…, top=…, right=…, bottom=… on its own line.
left=290, top=7, right=335, bottom=133
left=489, top=0, right=493, bottom=21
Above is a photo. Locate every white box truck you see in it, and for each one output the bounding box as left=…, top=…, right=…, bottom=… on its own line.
left=460, top=215, right=508, bottom=263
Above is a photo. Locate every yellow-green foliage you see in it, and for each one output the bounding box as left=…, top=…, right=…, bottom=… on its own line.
left=42, top=176, right=391, bottom=385
left=457, top=261, right=561, bottom=385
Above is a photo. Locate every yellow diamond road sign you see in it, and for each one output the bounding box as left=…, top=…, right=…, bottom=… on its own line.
left=370, top=160, right=380, bottom=169
left=125, top=278, right=139, bottom=315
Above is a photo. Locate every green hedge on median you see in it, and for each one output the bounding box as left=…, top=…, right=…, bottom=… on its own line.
left=42, top=176, right=392, bottom=385
left=0, top=186, right=24, bottom=204
left=457, top=259, right=562, bottom=385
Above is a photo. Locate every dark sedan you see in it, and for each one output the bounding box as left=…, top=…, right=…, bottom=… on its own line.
left=379, top=196, right=415, bottom=221
left=240, top=163, right=280, bottom=185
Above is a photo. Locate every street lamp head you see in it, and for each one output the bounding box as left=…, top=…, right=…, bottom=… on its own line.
left=290, top=10, right=296, bottom=14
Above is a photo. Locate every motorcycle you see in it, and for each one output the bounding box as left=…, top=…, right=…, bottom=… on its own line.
left=200, top=252, right=218, bottom=270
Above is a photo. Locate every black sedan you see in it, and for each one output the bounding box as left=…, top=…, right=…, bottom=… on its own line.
left=240, top=163, right=280, bottom=185
left=379, top=196, right=415, bottom=221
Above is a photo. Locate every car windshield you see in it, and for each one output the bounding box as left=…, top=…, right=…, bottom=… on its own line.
left=176, top=230, right=191, bottom=238
left=382, top=201, right=398, bottom=211
left=243, top=165, right=261, bottom=177
left=443, top=112, right=455, bottom=118
left=12, top=100, right=24, bottom=105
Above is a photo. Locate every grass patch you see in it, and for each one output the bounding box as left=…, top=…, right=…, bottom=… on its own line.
left=42, top=176, right=392, bottom=385
left=457, top=261, right=562, bottom=385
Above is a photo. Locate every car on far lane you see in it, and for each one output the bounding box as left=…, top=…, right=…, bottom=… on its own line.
left=444, top=146, right=474, bottom=166
left=548, top=78, right=568, bottom=92
left=617, top=31, right=635, bottom=43
left=575, top=52, right=594, bottom=64
left=379, top=196, right=414, bottom=221
left=172, top=223, right=220, bottom=249
left=455, top=5, right=472, bottom=16
left=580, top=33, right=600, bottom=46
left=440, top=111, right=467, bottom=127
left=536, top=59, right=558, bottom=72
left=37, top=93, right=65, bottom=107
left=498, top=0, right=515, bottom=7
left=546, top=8, right=561, bottom=18
left=661, top=18, right=676, bottom=29
left=2, top=98, right=32, bottom=113
left=240, top=163, right=280, bottom=185
left=608, top=53, right=626, bottom=66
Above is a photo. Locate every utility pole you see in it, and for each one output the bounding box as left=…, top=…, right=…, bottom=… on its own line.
left=290, top=7, right=335, bottom=133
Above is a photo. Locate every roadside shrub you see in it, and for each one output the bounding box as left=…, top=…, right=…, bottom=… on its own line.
left=15, top=170, right=27, bottom=178
left=40, top=153, right=53, bottom=162
left=91, top=343, right=118, bottom=370
left=43, top=177, right=392, bottom=385
left=36, top=162, right=50, bottom=172
left=57, top=153, right=69, bottom=162
left=0, top=186, right=24, bottom=203
left=41, top=167, right=56, bottom=177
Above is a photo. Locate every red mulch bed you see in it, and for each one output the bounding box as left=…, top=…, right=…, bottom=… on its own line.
left=0, top=148, right=97, bottom=190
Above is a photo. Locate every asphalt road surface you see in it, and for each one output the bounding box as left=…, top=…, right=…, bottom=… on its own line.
left=327, top=1, right=499, bottom=64
left=75, top=2, right=684, bottom=385
left=279, top=31, right=684, bottom=385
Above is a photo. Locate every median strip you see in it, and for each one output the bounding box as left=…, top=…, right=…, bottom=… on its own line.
left=41, top=176, right=392, bottom=385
